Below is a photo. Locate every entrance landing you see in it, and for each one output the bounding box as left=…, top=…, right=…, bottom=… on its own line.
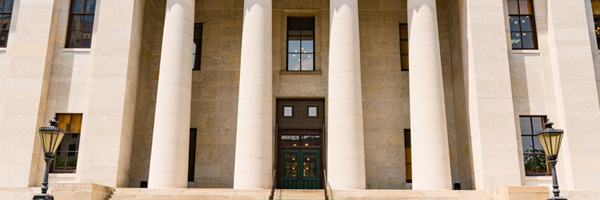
left=108, top=188, right=493, bottom=200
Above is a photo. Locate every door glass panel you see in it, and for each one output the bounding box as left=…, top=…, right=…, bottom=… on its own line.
left=284, top=153, right=298, bottom=177
left=301, top=135, right=320, bottom=147
left=281, top=135, right=300, bottom=146
left=284, top=106, right=293, bottom=117
left=303, top=153, right=317, bottom=177
left=308, top=107, right=317, bottom=117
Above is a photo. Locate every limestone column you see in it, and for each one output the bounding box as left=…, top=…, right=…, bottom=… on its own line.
left=232, top=0, right=273, bottom=189
left=407, top=0, right=452, bottom=190
left=148, top=0, right=195, bottom=188
left=327, top=0, right=366, bottom=190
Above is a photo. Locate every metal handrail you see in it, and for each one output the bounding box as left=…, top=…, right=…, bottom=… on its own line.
left=323, top=169, right=332, bottom=200
left=269, top=169, right=276, bottom=200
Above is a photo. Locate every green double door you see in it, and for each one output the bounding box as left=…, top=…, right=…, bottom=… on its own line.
left=280, top=149, right=320, bottom=189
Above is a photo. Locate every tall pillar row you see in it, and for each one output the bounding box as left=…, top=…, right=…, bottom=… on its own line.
left=327, top=0, right=367, bottom=190
left=146, top=0, right=453, bottom=190
left=148, top=0, right=196, bottom=188
left=232, top=0, right=274, bottom=189
left=407, top=0, right=453, bottom=190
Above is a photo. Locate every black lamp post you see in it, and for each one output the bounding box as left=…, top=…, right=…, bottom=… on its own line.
left=535, top=119, right=567, bottom=200
left=33, top=117, right=66, bottom=200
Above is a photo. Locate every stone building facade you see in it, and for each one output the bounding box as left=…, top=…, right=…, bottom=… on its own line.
left=1, top=0, right=600, bottom=199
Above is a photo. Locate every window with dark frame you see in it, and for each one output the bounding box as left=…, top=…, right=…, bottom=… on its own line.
left=404, top=129, right=412, bottom=183
left=188, top=128, right=197, bottom=182
left=193, top=23, right=203, bottom=71
left=591, top=0, right=600, bottom=49
left=287, top=17, right=315, bottom=71
left=508, top=0, right=537, bottom=49
left=519, top=116, right=550, bottom=176
left=0, top=0, right=14, bottom=47
left=52, top=114, right=83, bottom=173
left=66, top=0, right=96, bottom=48
left=399, top=24, right=409, bottom=71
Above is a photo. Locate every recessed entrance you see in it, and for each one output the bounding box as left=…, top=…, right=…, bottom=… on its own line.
left=276, top=99, right=324, bottom=189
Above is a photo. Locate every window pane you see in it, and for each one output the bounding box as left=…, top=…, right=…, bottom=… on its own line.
left=71, top=15, right=82, bottom=30
left=399, top=24, right=408, bottom=40
left=405, top=147, right=411, bottom=161
left=301, top=54, right=314, bottom=71
left=54, top=152, right=67, bottom=170
left=519, top=16, right=532, bottom=31
left=406, top=163, right=412, bottom=181
left=284, top=107, right=293, bottom=117
left=288, top=30, right=301, bottom=35
left=301, top=135, right=320, bottom=146
left=535, top=155, right=549, bottom=173
left=595, top=16, right=600, bottom=49
left=68, top=31, right=83, bottom=47
left=68, top=134, right=80, bottom=151
left=85, top=0, right=96, bottom=14
left=521, top=32, right=535, bottom=49
left=83, top=15, right=94, bottom=30
left=401, top=55, right=409, bottom=71
left=281, top=135, right=300, bottom=146
left=288, top=54, right=301, bottom=71
left=287, top=17, right=303, bottom=30
left=82, top=30, right=92, bottom=47
left=284, top=153, right=298, bottom=177
left=519, top=0, right=532, bottom=15
left=2, top=14, right=11, bottom=30
left=56, top=137, right=69, bottom=152
left=303, top=153, right=317, bottom=177
left=3, top=0, right=13, bottom=13
left=0, top=30, right=7, bottom=47
left=288, top=37, right=300, bottom=53
left=66, top=152, right=78, bottom=170
left=308, top=107, right=317, bottom=117
left=519, top=117, right=532, bottom=135
left=300, top=17, right=314, bottom=30
left=72, top=0, right=85, bottom=13
left=522, top=136, right=533, bottom=153
left=70, top=114, right=83, bottom=132
left=508, top=0, right=519, bottom=15
left=509, top=16, right=520, bottom=31
left=523, top=154, right=536, bottom=173
left=531, top=117, right=543, bottom=132
left=301, top=30, right=314, bottom=36
left=533, top=136, right=545, bottom=152
left=400, top=40, right=408, bottom=54
left=57, top=115, right=72, bottom=130
left=511, top=32, right=522, bottom=49
left=301, top=39, right=314, bottom=53
left=593, top=0, right=600, bottom=15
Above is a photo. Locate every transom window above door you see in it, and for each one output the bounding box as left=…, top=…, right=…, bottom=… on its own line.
left=287, top=17, right=315, bottom=71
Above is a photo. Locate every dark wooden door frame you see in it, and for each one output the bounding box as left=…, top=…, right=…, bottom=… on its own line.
left=277, top=129, right=324, bottom=189
left=275, top=99, right=325, bottom=189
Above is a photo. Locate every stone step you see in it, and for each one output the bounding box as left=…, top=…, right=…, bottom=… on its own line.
left=108, top=188, right=492, bottom=200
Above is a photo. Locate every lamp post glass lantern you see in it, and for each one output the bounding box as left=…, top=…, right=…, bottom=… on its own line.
left=535, top=119, right=566, bottom=200
left=33, top=117, right=66, bottom=200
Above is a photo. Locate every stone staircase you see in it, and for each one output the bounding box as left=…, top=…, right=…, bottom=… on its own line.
left=108, top=188, right=493, bottom=200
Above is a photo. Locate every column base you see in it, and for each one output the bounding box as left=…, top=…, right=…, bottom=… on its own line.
left=51, top=183, right=114, bottom=200
left=492, top=186, right=550, bottom=200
